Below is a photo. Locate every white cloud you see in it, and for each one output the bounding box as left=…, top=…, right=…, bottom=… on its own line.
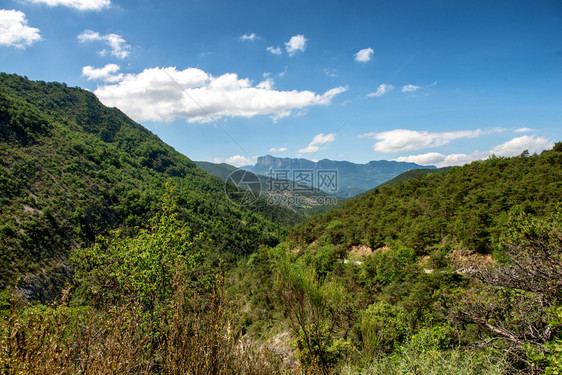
left=394, top=151, right=485, bottom=167
left=354, top=48, right=374, bottom=62
left=368, top=83, right=393, bottom=97
left=490, top=135, right=553, bottom=156
left=267, top=46, right=282, bottom=55
left=285, top=34, right=306, bottom=56
left=212, top=155, right=256, bottom=167
left=93, top=67, right=347, bottom=123
left=0, top=10, right=41, bottom=49
left=363, top=128, right=496, bottom=153
left=241, top=33, right=256, bottom=41
left=401, top=84, right=421, bottom=93
left=24, top=0, right=110, bottom=11
left=514, top=127, right=534, bottom=133
left=298, top=133, right=335, bottom=153
left=393, top=135, right=553, bottom=167
left=394, top=152, right=447, bottom=165
left=78, top=30, right=131, bottom=59
left=269, top=147, right=287, bottom=153
left=256, top=78, right=274, bottom=90
left=82, top=64, right=123, bottom=82
left=225, top=155, right=254, bottom=167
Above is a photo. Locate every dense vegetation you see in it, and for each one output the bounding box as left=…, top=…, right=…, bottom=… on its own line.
left=228, top=147, right=561, bottom=374
left=2, top=180, right=559, bottom=374
left=0, top=73, right=300, bottom=299
left=378, top=166, right=451, bottom=187
left=0, top=74, right=561, bottom=374
left=290, top=147, right=561, bottom=254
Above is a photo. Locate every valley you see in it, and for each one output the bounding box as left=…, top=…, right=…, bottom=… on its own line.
left=0, top=74, right=561, bottom=374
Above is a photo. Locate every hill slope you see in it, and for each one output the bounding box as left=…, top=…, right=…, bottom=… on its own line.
left=378, top=167, right=451, bottom=187
left=194, top=161, right=239, bottom=181
left=0, top=73, right=299, bottom=299
left=289, top=146, right=562, bottom=253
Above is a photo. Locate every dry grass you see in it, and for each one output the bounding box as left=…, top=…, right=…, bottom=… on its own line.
left=0, top=281, right=294, bottom=375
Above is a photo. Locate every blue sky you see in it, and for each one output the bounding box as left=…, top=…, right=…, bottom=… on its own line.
left=1, top=0, right=561, bottom=167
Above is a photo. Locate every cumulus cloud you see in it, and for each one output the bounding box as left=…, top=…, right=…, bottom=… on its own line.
left=490, top=135, right=553, bottom=156
left=0, top=9, right=41, bottom=49
left=401, top=84, right=421, bottom=93
left=225, top=155, right=254, bottom=167
left=241, top=33, right=256, bottom=41
left=368, top=83, right=393, bottom=97
left=514, top=127, right=534, bottom=133
left=285, top=34, right=306, bottom=56
left=362, top=128, right=500, bottom=153
left=298, top=133, right=335, bottom=153
left=394, top=151, right=485, bottom=167
left=269, top=147, right=287, bottom=152
left=256, top=78, right=274, bottom=90
left=267, top=46, right=282, bottom=55
left=82, top=64, right=123, bottom=82
left=354, top=48, right=374, bottom=62
left=394, top=152, right=447, bottom=165
left=24, top=0, right=110, bottom=10
left=393, top=135, right=553, bottom=167
left=93, top=67, right=347, bottom=123
left=78, top=30, right=131, bottom=59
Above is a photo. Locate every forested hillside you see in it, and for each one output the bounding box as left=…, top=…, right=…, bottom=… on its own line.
left=378, top=167, right=451, bottom=187
left=0, top=73, right=299, bottom=299
left=289, top=147, right=562, bottom=253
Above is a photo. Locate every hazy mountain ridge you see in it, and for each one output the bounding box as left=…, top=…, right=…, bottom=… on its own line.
left=195, top=160, right=343, bottom=217
left=244, top=155, right=436, bottom=198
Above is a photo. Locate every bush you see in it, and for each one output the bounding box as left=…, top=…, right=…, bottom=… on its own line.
left=358, top=301, right=409, bottom=356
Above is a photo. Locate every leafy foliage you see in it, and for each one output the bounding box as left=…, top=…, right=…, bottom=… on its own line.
left=0, top=197, right=284, bottom=374
left=448, top=206, right=562, bottom=372
left=71, top=183, right=206, bottom=310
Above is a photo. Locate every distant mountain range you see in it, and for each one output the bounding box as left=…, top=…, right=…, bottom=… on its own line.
left=195, top=161, right=342, bottom=217
left=241, top=155, right=436, bottom=198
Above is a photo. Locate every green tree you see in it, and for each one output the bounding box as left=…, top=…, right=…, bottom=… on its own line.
left=449, top=206, right=562, bottom=372
left=72, top=181, right=206, bottom=311
left=276, top=255, right=350, bottom=374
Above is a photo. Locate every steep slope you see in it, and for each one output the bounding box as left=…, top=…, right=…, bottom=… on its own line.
left=245, top=155, right=435, bottom=198
left=0, top=73, right=299, bottom=298
left=289, top=146, right=562, bottom=253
